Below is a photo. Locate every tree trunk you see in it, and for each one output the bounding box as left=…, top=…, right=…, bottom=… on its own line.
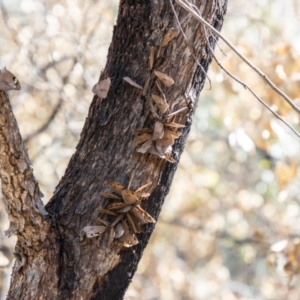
left=1, top=0, right=227, bottom=299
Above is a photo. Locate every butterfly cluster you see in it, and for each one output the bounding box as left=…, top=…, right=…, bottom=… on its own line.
left=134, top=104, right=187, bottom=162
left=82, top=181, right=155, bottom=248
left=83, top=28, right=187, bottom=247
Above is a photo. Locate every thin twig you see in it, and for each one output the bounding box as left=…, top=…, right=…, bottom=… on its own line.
left=168, top=0, right=212, bottom=89
left=24, top=99, right=63, bottom=143
left=159, top=218, right=269, bottom=246
left=176, top=0, right=300, bottom=115
left=188, top=3, right=227, bottom=57
left=201, top=26, right=300, bottom=139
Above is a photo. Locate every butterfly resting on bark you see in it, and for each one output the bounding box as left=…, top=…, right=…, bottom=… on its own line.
left=0, top=67, right=21, bottom=91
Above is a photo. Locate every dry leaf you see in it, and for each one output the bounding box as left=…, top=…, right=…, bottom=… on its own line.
left=275, top=160, right=298, bottom=189
left=123, top=76, right=143, bottom=90
left=161, top=28, right=179, bottom=47
left=92, top=77, right=111, bottom=98
left=152, top=94, right=169, bottom=113
left=154, top=70, right=174, bottom=87
left=82, top=226, right=106, bottom=238
left=0, top=67, right=21, bottom=91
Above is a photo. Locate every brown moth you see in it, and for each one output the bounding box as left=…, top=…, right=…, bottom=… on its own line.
left=114, top=223, right=125, bottom=239
left=165, top=153, right=176, bottom=163
left=98, top=208, right=117, bottom=216
left=94, top=213, right=127, bottom=247
left=134, top=106, right=186, bottom=160
left=108, top=181, right=124, bottom=194
left=132, top=205, right=155, bottom=224
left=107, top=202, right=128, bottom=211
left=122, top=189, right=139, bottom=205
left=154, top=70, right=174, bottom=87
left=92, top=77, right=111, bottom=98
left=151, top=94, right=169, bottom=114
left=0, top=67, right=21, bottom=91
left=118, top=221, right=139, bottom=248
left=133, top=133, right=152, bottom=146
left=152, top=121, right=164, bottom=141
left=135, top=182, right=152, bottom=192
left=82, top=226, right=107, bottom=238
left=117, top=205, right=133, bottom=213
left=126, top=213, right=140, bottom=233
left=134, top=128, right=153, bottom=134
left=160, top=28, right=179, bottom=47
left=149, top=46, right=156, bottom=70
left=143, top=76, right=151, bottom=96
left=136, top=139, right=152, bottom=153
left=123, top=76, right=143, bottom=90
left=99, top=180, right=155, bottom=247
left=100, top=192, right=121, bottom=200
left=154, top=80, right=168, bottom=105
left=106, top=213, right=125, bottom=246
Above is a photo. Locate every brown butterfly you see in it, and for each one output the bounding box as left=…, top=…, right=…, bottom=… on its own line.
left=0, top=67, right=21, bottom=91
left=134, top=104, right=187, bottom=161
left=99, top=180, right=155, bottom=247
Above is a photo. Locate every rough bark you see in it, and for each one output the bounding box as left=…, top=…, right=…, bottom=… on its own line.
left=1, top=0, right=228, bottom=299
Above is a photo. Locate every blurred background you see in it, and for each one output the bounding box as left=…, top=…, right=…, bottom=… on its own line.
left=1, top=0, right=300, bottom=299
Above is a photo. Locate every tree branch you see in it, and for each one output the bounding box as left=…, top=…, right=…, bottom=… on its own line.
left=0, top=91, right=49, bottom=249
left=4, top=0, right=228, bottom=298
